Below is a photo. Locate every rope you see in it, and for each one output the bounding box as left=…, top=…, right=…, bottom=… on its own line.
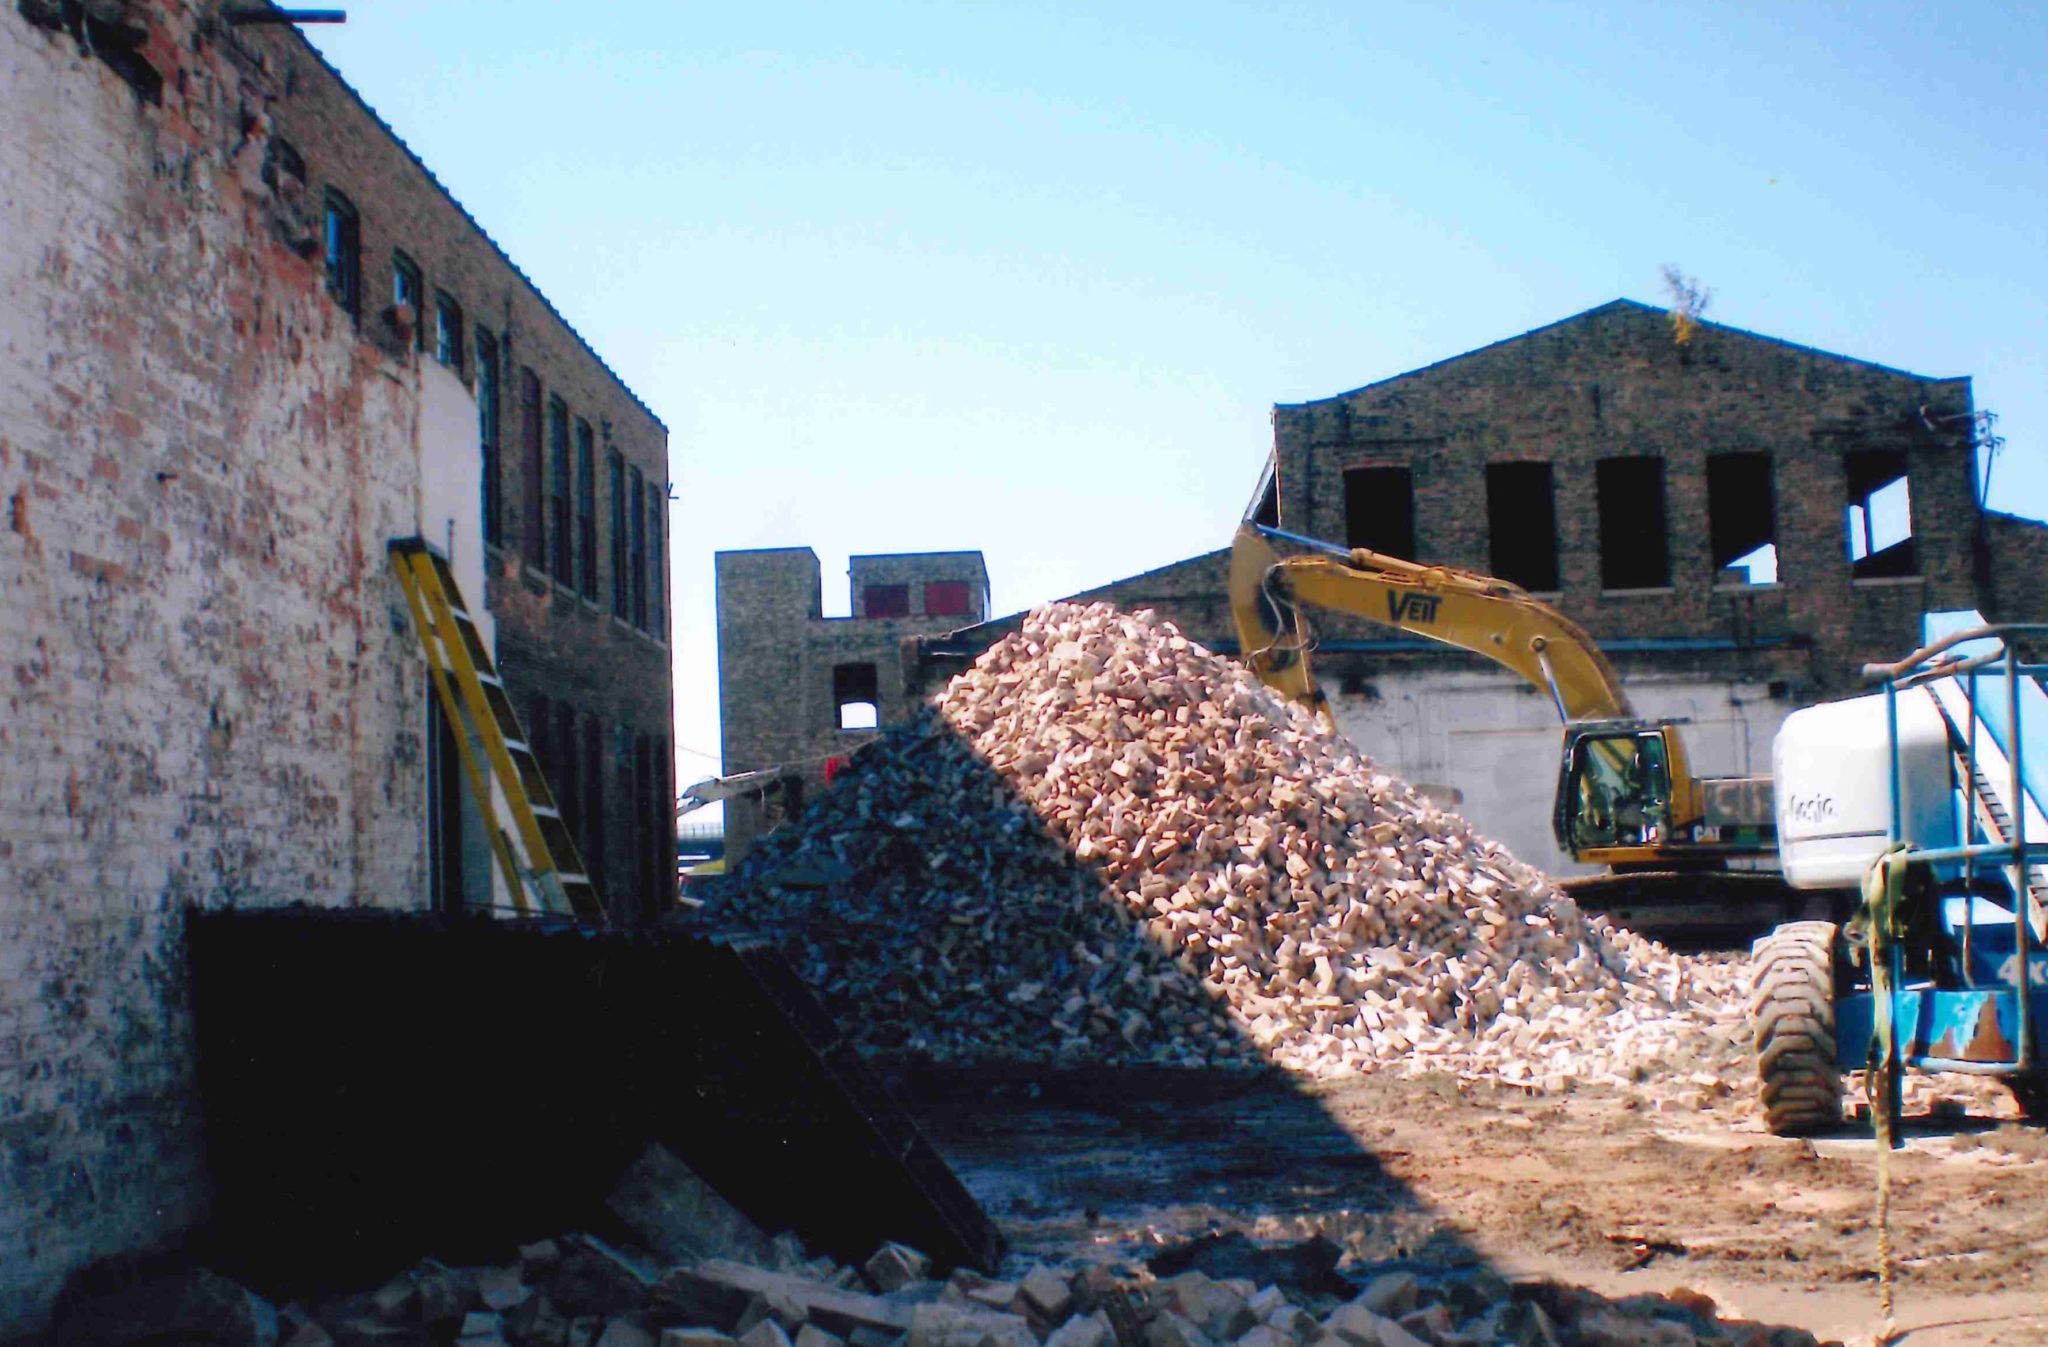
left=1861, top=843, right=1910, bottom=1341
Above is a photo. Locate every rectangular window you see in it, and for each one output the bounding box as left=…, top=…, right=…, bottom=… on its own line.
left=391, top=251, right=422, bottom=348
left=557, top=708, right=581, bottom=858
left=476, top=329, right=501, bottom=547
left=575, top=419, right=597, bottom=602
left=864, top=584, right=910, bottom=618
left=834, top=663, right=880, bottom=730
left=924, top=580, right=973, bottom=617
left=1845, top=449, right=1915, bottom=578
left=1343, top=466, right=1416, bottom=559
left=520, top=369, right=544, bottom=567
left=322, top=190, right=360, bottom=320
left=646, top=492, right=664, bottom=638
left=629, top=466, right=648, bottom=629
left=1596, top=457, right=1671, bottom=590
left=434, top=292, right=463, bottom=372
left=1708, top=453, right=1778, bottom=585
left=547, top=396, right=571, bottom=584
left=608, top=449, right=629, bottom=619
left=1485, top=462, right=1559, bottom=592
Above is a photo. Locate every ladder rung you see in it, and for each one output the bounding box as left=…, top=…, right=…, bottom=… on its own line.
left=533, top=804, right=563, bottom=822
left=558, top=872, right=592, bottom=887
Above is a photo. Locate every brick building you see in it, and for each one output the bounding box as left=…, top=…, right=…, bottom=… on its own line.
left=909, top=302, right=2045, bottom=873
left=1, top=4, right=670, bottom=1330
left=715, top=548, right=989, bottom=862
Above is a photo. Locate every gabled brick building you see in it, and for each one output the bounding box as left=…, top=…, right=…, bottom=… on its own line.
left=907, top=302, right=2044, bottom=872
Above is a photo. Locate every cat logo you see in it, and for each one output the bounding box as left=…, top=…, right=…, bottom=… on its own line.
left=1387, top=590, right=1442, bottom=625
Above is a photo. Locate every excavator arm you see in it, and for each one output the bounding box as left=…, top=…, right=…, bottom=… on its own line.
left=1228, top=522, right=1635, bottom=723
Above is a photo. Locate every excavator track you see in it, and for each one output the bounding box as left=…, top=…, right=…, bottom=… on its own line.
left=1557, top=869, right=1847, bottom=952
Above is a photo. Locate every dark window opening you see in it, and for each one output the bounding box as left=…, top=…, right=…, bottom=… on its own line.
left=1596, top=457, right=1671, bottom=590
left=834, top=663, right=880, bottom=731
left=647, top=496, right=664, bottom=639
left=575, top=420, right=597, bottom=602
left=262, top=137, right=306, bottom=194
left=434, top=293, right=464, bottom=372
left=556, top=708, right=581, bottom=861
left=322, top=190, right=360, bottom=320
left=629, top=467, right=648, bottom=629
left=864, top=583, right=910, bottom=618
left=1343, top=466, right=1415, bottom=559
left=1485, top=462, right=1558, bottom=591
left=391, top=252, right=422, bottom=348
left=1708, top=453, right=1777, bottom=585
left=608, top=449, right=628, bottom=619
left=925, top=580, right=973, bottom=617
left=476, top=329, right=501, bottom=546
left=547, top=396, right=571, bottom=584
left=519, top=369, right=544, bottom=566
left=1845, top=449, right=1915, bottom=578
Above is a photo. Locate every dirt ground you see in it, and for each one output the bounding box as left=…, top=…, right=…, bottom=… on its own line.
left=907, top=1067, right=2048, bottom=1347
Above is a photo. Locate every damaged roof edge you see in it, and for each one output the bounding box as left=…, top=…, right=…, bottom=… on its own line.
left=1279, top=299, right=1970, bottom=411
left=275, top=26, right=669, bottom=436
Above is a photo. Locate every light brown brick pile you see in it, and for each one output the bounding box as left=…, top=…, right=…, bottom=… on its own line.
left=706, top=603, right=1744, bottom=1087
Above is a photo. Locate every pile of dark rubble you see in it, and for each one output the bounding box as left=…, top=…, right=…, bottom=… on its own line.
left=50, top=1231, right=1839, bottom=1347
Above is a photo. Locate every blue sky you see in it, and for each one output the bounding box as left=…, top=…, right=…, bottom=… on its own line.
left=305, top=2, right=2048, bottom=791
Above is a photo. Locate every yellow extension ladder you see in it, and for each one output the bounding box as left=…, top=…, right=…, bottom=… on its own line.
left=389, top=538, right=607, bottom=923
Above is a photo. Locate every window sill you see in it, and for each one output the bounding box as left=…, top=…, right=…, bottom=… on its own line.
left=1713, top=582, right=1783, bottom=593
left=611, top=613, right=668, bottom=650
left=1851, top=574, right=1925, bottom=588
left=1598, top=586, right=1677, bottom=597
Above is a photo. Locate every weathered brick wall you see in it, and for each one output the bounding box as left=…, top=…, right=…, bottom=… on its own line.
left=847, top=551, right=990, bottom=621
left=715, top=548, right=989, bottom=864
left=0, top=4, right=432, bottom=1329
left=231, top=21, right=676, bottom=923
left=1272, top=301, right=2005, bottom=696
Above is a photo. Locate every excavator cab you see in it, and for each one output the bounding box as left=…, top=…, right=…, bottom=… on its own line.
left=1558, top=724, right=1677, bottom=857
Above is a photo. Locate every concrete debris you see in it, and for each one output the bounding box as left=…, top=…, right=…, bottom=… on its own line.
left=705, top=602, right=1748, bottom=1093
left=53, top=1229, right=1839, bottom=1347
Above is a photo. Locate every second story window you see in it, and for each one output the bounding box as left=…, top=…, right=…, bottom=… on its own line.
left=391, top=252, right=422, bottom=347
left=629, top=466, right=647, bottom=629
left=323, top=190, right=360, bottom=320
left=575, top=419, right=597, bottom=602
left=434, top=293, right=464, bottom=373
left=925, top=580, right=973, bottom=617
left=1343, top=465, right=1416, bottom=560
left=547, top=396, right=571, bottom=584
left=476, top=328, right=501, bottom=547
left=864, top=584, right=910, bottom=618
left=520, top=369, right=544, bottom=567
left=1485, top=462, right=1559, bottom=592
left=1596, top=456, right=1672, bottom=590
left=608, top=449, right=629, bottom=619
left=646, top=490, right=664, bottom=638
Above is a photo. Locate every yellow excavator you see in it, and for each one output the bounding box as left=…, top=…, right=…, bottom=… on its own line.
left=1230, top=521, right=1798, bottom=935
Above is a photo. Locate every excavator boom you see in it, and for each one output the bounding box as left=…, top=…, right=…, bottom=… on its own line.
left=1229, top=523, right=1635, bottom=723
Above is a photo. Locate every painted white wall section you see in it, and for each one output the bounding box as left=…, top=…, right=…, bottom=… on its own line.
left=1327, top=669, right=1792, bottom=875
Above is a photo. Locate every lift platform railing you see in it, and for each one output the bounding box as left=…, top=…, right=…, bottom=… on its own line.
left=1864, top=622, right=2048, bottom=1074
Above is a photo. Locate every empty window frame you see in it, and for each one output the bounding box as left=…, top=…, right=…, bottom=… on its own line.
left=476, top=329, right=502, bottom=546
left=1485, top=462, right=1559, bottom=591
left=864, top=584, right=910, bottom=618
left=391, top=251, right=422, bottom=347
left=323, top=190, right=360, bottom=319
left=834, top=663, right=880, bottom=731
left=547, top=396, right=571, bottom=584
left=608, top=449, right=629, bottom=619
left=574, top=419, right=597, bottom=602
left=1707, top=453, right=1778, bottom=585
left=646, top=493, right=664, bottom=638
left=556, top=708, right=581, bottom=854
left=1343, top=466, right=1416, bottom=559
left=924, top=579, right=974, bottom=617
left=434, top=292, right=464, bottom=372
left=1595, top=456, right=1671, bottom=590
left=1845, top=449, right=1915, bottom=578
left=520, top=369, right=544, bottom=566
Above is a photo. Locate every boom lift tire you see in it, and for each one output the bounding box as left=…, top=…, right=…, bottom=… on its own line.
left=1750, top=920, right=1843, bottom=1136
